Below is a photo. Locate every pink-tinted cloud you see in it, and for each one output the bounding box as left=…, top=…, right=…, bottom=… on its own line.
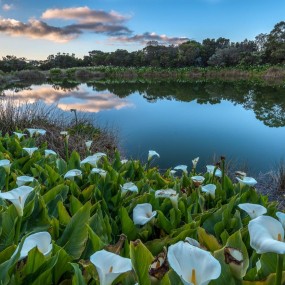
left=2, top=4, right=13, bottom=11
left=0, top=17, right=78, bottom=42
left=42, top=6, right=129, bottom=23
left=110, top=32, right=189, bottom=46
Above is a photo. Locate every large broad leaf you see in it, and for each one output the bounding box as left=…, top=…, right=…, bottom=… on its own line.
left=0, top=237, right=25, bottom=285
left=119, top=206, right=138, bottom=241
left=197, top=227, right=222, bottom=252
left=43, top=184, right=69, bottom=204
left=70, top=263, right=87, bottom=285
left=68, top=151, right=81, bottom=170
left=57, top=202, right=91, bottom=259
left=53, top=244, right=73, bottom=284
left=89, top=205, right=112, bottom=244
left=130, top=239, right=154, bottom=285
left=22, top=250, right=59, bottom=285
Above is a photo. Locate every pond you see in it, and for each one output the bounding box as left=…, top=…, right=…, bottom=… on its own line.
left=3, top=80, right=285, bottom=174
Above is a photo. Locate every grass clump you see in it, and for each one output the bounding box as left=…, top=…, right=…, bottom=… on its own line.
left=0, top=97, right=117, bottom=158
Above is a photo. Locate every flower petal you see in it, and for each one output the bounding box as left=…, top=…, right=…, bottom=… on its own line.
left=248, top=215, right=285, bottom=254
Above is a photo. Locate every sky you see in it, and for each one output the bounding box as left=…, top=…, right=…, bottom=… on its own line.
left=0, top=0, right=285, bottom=60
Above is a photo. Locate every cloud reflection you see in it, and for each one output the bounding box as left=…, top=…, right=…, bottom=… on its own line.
left=5, top=84, right=134, bottom=113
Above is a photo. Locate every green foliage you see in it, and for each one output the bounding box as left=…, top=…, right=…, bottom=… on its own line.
left=0, top=132, right=283, bottom=284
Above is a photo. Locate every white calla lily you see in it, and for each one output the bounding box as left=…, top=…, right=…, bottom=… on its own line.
left=148, top=150, right=160, bottom=161
left=236, top=176, right=257, bottom=187
left=174, top=165, right=188, bottom=174
left=0, top=186, right=33, bottom=216
left=168, top=241, right=221, bottom=285
left=27, top=128, right=46, bottom=137
left=60, top=131, right=70, bottom=141
left=13, top=132, right=26, bottom=139
left=185, top=237, right=201, bottom=248
left=191, top=175, right=205, bottom=186
left=201, top=184, right=216, bottom=199
left=238, top=203, right=267, bottom=219
left=121, top=159, right=128, bottom=164
left=45, top=149, right=57, bottom=157
left=16, top=176, right=35, bottom=187
left=170, top=170, right=177, bottom=176
left=276, top=211, right=285, bottom=229
left=120, top=182, right=138, bottom=194
left=133, top=203, right=157, bottom=225
left=85, top=140, right=93, bottom=150
left=155, top=189, right=179, bottom=209
left=192, top=157, right=199, bottom=168
left=0, top=159, right=11, bottom=173
left=17, top=231, right=52, bottom=260
left=248, top=215, right=285, bottom=254
left=206, top=165, right=222, bottom=177
left=64, top=169, right=82, bottom=179
left=91, top=168, right=107, bottom=178
left=90, top=249, right=132, bottom=285
left=23, top=147, right=38, bottom=157
left=81, top=153, right=106, bottom=167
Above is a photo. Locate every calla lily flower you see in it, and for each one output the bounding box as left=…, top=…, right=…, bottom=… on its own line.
left=16, top=231, right=52, bottom=260
left=85, top=140, right=93, bottom=150
left=174, top=165, right=188, bottom=174
left=133, top=203, right=157, bottom=225
left=170, top=170, right=177, bottom=176
left=23, top=147, right=38, bottom=157
left=185, top=237, right=201, bottom=248
left=90, top=249, right=132, bottom=285
left=120, top=182, right=138, bottom=194
left=191, top=175, right=205, bottom=186
left=13, top=132, right=26, bottom=139
left=121, top=159, right=128, bottom=164
left=236, top=176, right=257, bottom=187
left=91, top=168, right=107, bottom=178
left=201, top=184, right=216, bottom=199
left=248, top=215, right=285, bottom=254
left=192, top=157, right=199, bottom=168
left=235, top=171, right=246, bottom=179
left=155, top=189, right=179, bottom=209
left=27, top=128, right=46, bottom=137
left=81, top=153, right=106, bottom=167
left=0, top=159, right=11, bottom=173
left=45, top=149, right=57, bottom=157
left=64, top=169, right=82, bottom=179
left=238, top=203, right=267, bottom=219
left=206, top=165, right=222, bottom=178
left=16, top=176, right=35, bottom=187
left=168, top=241, right=221, bottom=285
left=0, top=186, right=33, bottom=216
left=276, top=211, right=285, bottom=229
left=224, top=247, right=244, bottom=279
left=148, top=150, right=160, bottom=161
left=60, top=131, right=70, bottom=141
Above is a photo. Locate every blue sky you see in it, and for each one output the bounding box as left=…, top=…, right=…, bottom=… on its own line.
left=0, top=0, right=284, bottom=59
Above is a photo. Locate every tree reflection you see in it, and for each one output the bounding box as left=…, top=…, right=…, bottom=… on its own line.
left=2, top=80, right=285, bottom=127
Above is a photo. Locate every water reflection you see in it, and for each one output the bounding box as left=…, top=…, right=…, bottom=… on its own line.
left=3, top=84, right=134, bottom=113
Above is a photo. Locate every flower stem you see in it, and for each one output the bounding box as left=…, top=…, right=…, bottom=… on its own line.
left=14, top=216, right=22, bottom=244
left=221, top=159, right=225, bottom=190
left=275, top=254, right=283, bottom=285
left=65, top=141, right=69, bottom=162
left=5, top=175, right=9, bottom=192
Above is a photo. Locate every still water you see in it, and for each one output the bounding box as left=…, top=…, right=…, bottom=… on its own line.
left=4, top=81, right=285, bottom=174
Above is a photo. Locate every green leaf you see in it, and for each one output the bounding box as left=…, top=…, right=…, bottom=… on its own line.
left=57, top=202, right=91, bottom=259
left=130, top=239, right=154, bottom=285
left=119, top=207, right=138, bottom=241
left=197, top=227, right=222, bottom=252
left=70, top=263, right=87, bottom=285
left=68, top=151, right=81, bottom=170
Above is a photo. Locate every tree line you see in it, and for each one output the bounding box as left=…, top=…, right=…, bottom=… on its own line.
left=1, top=21, right=285, bottom=72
